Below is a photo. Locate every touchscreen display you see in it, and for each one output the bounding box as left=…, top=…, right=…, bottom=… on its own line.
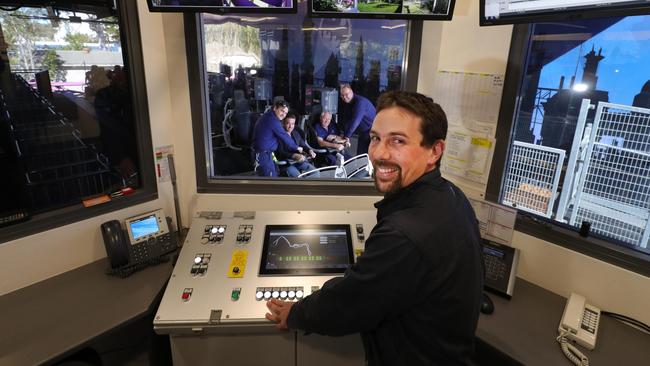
left=260, top=225, right=353, bottom=275
left=129, top=215, right=159, bottom=240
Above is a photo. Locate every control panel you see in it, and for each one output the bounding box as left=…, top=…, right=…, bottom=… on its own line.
left=154, top=210, right=375, bottom=334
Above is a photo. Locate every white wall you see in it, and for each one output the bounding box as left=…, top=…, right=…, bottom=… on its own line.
left=2, top=0, right=648, bottom=328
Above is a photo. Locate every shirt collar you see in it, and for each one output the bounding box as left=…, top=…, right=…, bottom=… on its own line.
left=374, top=168, right=444, bottom=219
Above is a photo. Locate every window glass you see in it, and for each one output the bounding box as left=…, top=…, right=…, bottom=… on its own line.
left=201, top=2, right=408, bottom=180
left=0, top=3, right=140, bottom=215
left=502, top=15, right=650, bottom=255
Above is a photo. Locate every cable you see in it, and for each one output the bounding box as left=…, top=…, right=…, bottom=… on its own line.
left=602, top=311, right=650, bottom=334
left=556, top=331, right=589, bottom=366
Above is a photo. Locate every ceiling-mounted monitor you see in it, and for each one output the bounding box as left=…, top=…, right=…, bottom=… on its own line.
left=480, top=0, right=650, bottom=26
left=146, top=0, right=296, bottom=14
left=308, top=0, right=455, bottom=20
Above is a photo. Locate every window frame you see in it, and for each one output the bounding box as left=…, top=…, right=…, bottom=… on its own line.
left=0, top=0, right=157, bottom=244
left=185, top=12, right=423, bottom=195
left=486, top=23, right=650, bottom=277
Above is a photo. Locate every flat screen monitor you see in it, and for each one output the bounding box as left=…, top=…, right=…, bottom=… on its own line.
left=308, top=0, right=455, bottom=20
left=147, top=0, right=296, bottom=14
left=480, top=0, right=650, bottom=26
left=259, top=224, right=354, bottom=276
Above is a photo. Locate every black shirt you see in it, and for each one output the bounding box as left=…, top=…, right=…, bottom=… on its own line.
left=287, top=169, right=484, bottom=365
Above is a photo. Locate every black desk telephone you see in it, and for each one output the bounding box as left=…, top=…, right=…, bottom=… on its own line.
left=101, top=209, right=177, bottom=269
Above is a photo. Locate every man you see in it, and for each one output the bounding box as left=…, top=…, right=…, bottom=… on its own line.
left=265, top=91, right=484, bottom=365
left=276, top=114, right=319, bottom=178
left=313, top=111, right=350, bottom=166
left=252, top=100, right=302, bottom=177
left=339, top=84, right=376, bottom=155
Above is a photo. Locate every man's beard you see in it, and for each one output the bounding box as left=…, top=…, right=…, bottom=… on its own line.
left=372, top=161, right=403, bottom=196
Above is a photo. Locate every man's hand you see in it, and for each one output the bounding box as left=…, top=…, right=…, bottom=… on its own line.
left=292, top=153, right=306, bottom=162
left=296, top=146, right=304, bottom=153
left=265, top=298, right=295, bottom=330
left=336, top=144, right=344, bottom=151
left=309, top=149, right=316, bottom=159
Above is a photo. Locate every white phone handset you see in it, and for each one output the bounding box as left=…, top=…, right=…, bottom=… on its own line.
left=557, top=293, right=601, bottom=366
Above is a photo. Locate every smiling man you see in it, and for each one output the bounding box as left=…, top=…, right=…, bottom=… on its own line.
left=265, top=91, right=484, bottom=366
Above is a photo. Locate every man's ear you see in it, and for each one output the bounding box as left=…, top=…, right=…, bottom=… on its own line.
left=429, top=140, right=445, bottom=166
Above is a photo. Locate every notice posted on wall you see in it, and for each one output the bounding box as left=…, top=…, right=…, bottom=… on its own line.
left=469, top=198, right=517, bottom=245
left=440, top=128, right=495, bottom=185
left=431, top=70, right=504, bottom=135
left=155, top=145, right=174, bottom=183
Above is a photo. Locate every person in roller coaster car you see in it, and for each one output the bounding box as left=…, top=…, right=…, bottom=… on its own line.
left=275, top=113, right=319, bottom=178
left=265, top=90, right=484, bottom=366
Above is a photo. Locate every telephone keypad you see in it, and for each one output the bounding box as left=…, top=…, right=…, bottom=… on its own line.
left=485, top=255, right=507, bottom=281
left=581, top=308, right=599, bottom=334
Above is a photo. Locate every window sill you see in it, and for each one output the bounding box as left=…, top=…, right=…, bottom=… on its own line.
left=515, top=213, right=650, bottom=278
left=0, top=190, right=158, bottom=245
left=199, top=178, right=379, bottom=196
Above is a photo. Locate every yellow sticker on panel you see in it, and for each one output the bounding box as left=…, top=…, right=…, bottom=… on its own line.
left=228, top=249, right=248, bottom=278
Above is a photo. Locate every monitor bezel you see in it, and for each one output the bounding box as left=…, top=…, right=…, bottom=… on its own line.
left=259, top=224, right=354, bottom=276
left=479, top=0, right=650, bottom=26
left=146, top=0, right=298, bottom=14
left=307, top=0, right=455, bottom=20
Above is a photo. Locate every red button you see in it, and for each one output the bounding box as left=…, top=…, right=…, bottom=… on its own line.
left=182, top=292, right=191, bottom=300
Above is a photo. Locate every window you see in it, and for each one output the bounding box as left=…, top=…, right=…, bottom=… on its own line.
left=0, top=1, right=155, bottom=242
left=188, top=2, right=418, bottom=193
left=489, top=15, right=650, bottom=273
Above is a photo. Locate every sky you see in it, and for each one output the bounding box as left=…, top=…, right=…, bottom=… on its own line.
left=539, top=14, right=650, bottom=106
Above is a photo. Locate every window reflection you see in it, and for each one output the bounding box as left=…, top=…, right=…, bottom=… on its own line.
left=0, top=4, right=139, bottom=214
left=202, top=2, right=407, bottom=179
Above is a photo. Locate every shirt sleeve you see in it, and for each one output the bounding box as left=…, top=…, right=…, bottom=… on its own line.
left=273, top=122, right=299, bottom=151
left=344, top=99, right=366, bottom=138
left=286, top=223, right=429, bottom=336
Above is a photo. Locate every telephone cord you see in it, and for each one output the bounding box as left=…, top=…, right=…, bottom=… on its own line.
left=556, top=331, right=589, bottom=366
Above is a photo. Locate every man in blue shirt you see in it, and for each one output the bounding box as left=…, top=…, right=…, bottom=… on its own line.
left=313, top=111, right=350, bottom=166
left=339, top=84, right=376, bottom=155
left=252, top=100, right=302, bottom=177
left=276, top=114, right=319, bottom=178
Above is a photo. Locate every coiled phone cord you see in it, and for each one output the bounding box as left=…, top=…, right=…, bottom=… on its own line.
left=557, top=330, right=589, bottom=366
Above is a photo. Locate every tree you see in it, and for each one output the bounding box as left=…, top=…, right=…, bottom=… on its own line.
left=64, top=32, right=92, bottom=51
left=0, top=8, right=58, bottom=73
left=88, top=17, right=121, bottom=50
left=38, top=50, right=66, bottom=82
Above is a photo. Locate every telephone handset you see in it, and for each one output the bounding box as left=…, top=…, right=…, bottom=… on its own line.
left=101, top=209, right=177, bottom=269
left=557, top=293, right=601, bottom=366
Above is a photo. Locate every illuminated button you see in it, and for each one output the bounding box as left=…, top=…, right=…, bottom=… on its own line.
left=272, top=291, right=280, bottom=299
left=218, top=226, right=225, bottom=233
left=256, top=291, right=264, bottom=300
left=280, top=290, right=288, bottom=299
left=194, top=256, right=202, bottom=264
left=288, top=290, right=296, bottom=299
left=263, top=291, right=272, bottom=300
left=210, top=227, right=219, bottom=234
left=296, top=290, right=304, bottom=299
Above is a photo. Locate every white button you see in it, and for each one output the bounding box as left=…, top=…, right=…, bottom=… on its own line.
left=238, top=227, right=245, bottom=234
left=272, top=291, right=280, bottom=299
left=264, top=291, right=271, bottom=300
left=256, top=291, right=264, bottom=300
left=194, top=256, right=202, bottom=264
left=288, top=290, right=296, bottom=299
left=210, top=227, right=219, bottom=234
left=245, top=227, right=252, bottom=233
left=296, top=290, right=304, bottom=299
left=218, top=226, right=225, bottom=233
left=280, top=291, right=287, bottom=299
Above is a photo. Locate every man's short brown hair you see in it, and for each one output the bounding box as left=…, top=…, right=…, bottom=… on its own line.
left=376, top=91, right=447, bottom=147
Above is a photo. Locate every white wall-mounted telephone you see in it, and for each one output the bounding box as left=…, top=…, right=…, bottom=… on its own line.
left=557, top=293, right=601, bottom=366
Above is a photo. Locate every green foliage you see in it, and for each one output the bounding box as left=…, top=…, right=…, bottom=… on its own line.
left=64, top=32, right=92, bottom=50
left=39, top=50, right=66, bottom=82
left=313, top=0, right=338, bottom=11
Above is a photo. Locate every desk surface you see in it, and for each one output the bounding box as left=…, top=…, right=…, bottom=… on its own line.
left=0, top=259, right=172, bottom=366
left=477, top=278, right=650, bottom=365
